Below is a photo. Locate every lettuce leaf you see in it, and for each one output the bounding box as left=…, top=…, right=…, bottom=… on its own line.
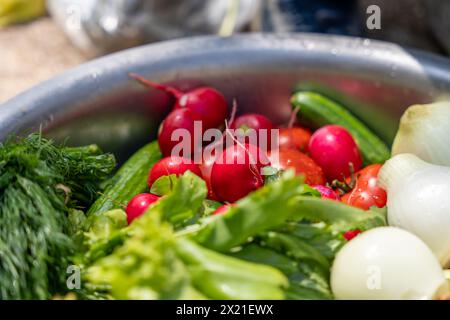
left=84, top=172, right=287, bottom=300
left=231, top=244, right=332, bottom=299
left=190, top=173, right=386, bottom=252
left=190, top=172, right=313, bottom=251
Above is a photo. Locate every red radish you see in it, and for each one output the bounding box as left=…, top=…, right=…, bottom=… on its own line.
left=213, top=203, right=235, bottom=215
left=230, top=113, right=275, bottom=150
left=199, top=148, right=221, bottom=200
left=312, top=185, right=340, bottom=201
left=211, top=143, right=269, bottom=203
left=308, top=125, right=362, bottom=182
left=126, top=193, right=160, bottom=224
left=158, top=108, right=202, bottom=157
left=129, top=73, right=227, bottom=130
left=174, top=87, right=228, bottom=130
left=148, top=156, right=202, bottom=187
left=269, top=149, right=326, bottom=185
left=278, top=127, right=312, bottom=152
left=343, top=229, right=362, bottom=241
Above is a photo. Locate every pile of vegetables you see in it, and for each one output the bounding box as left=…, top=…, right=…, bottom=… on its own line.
left=1, top=74, right=450, bottom=300
left=66, top=75, right=396, bottom=300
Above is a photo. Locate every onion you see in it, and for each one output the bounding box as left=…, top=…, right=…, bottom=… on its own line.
left=392, top=101, right=450, bottom=166
left=331, top=227, right=449, bottom=300
left=378, top=153, right=450, bottom=267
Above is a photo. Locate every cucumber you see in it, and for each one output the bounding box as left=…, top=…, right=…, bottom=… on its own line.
left=291, top=91, right=390, bottom=165
left=87, top=141, right=161, bottom=216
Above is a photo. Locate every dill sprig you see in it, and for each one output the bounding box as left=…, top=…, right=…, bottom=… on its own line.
left=0, top=133, right=116, bottom=299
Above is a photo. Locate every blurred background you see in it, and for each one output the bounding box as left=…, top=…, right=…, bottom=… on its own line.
left=1, top=0, right=449, bottom=103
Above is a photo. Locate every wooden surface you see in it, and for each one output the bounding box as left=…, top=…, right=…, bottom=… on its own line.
left=0, top=18, right=88, bottom=103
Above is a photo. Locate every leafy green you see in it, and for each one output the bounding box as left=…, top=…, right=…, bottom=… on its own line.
left=150, top=173, right=221, bottom=220
left=0, top=134, right=115, bottom=299
left=291, top=197, right=387, bottom=232
left=152, top=171, right=207, bottom=228
left=175, top=238, right=287, bottom=300
left=85, top=173, right=287, bottom=300
left=86, top=213, right=190, bottom=300
left=150, top=174, right=178, bottom=196
left=277, top=222, right=343, bottom=260
left=259, top=231, right=330, bottom=272
left=190, top=172, right=314, bottom=251
left=201, top=199, right=222, bottom=216
left=231, top=244, right=332, bottom=299
left=183, top=172, right=386, bottom=300
left=81, top=166, right=386, bottom=300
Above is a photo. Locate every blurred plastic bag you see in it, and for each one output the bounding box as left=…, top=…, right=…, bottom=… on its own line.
left=47, top=0, right=260, bottom=56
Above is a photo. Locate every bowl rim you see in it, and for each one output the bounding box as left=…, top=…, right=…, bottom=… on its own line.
left=1, top=32, right=450, bottom=140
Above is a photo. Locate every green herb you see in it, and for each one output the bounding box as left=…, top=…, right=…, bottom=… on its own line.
left=0, top=134, right=115, bottom=299
left=85, top=173, right=287, bottom=300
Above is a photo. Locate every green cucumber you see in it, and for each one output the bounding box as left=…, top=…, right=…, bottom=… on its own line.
left=291, top=91, right=390, bottom=165
left=87, top=141, right=161, bottom=216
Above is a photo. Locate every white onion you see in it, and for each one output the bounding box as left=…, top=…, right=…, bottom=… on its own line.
left=378, top=154, right=450, bottom=267
left=392, top=101, right=450, bottom=166
left=331, top=227, right=449, bottom=300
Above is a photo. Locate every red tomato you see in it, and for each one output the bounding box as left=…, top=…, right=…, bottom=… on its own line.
left=278, top=127, right=312, bottom=152
left=269, top=149, right=326, bottom=185
left=341, top=164, right=387, bottom=210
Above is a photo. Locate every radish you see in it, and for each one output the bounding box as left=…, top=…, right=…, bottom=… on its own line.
left=269, top=149, right=326, bottom=185
left=148, top=156, right=202, bottom=188
left=343, top=229, right=361, bottom=241
left=213, top=203, right=234, bottom=215
left=278, top=127, right=312, bottom=152
left=126, top=193, right=160, bottom=224
left=211, top=143, right=269, bottom=203
left=308, top=125, right=363, bottom=182
left=157, top=108, right=202, bottom=158
left=312, top=185, right=340, bottom=201
left=129, top=73, right=228, bottom=130
left=199, top=147, right=222, bottom=200
left=230, top=113, right=275, bottom=150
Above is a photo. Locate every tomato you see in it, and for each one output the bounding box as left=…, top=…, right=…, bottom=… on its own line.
left=269, top=149, right=326, bottom=185
left=278, top=127, right=312, bottom=152
left=341, top=164, right=387, bottom=210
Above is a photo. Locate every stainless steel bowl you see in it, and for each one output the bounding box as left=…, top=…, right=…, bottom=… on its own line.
left=1, top=33, right=450, bottom=161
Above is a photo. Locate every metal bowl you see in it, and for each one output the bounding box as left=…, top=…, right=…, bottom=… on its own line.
left=1, top=33, right=450, bottom=161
